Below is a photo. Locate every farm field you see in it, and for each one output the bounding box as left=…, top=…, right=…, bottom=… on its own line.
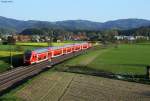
left=55, top=44, right=150, bottom=75
left=1, top=71, right=150, bottom=101
left=0, top=45, right=38, bottom=51
left=16, top=41, right=77, bottom=47
left=0, top=42, right=73, bottom=51
left=88, top=44, right=149, bottom=74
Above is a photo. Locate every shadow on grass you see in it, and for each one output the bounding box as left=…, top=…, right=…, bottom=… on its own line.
left=54, top=65, right=150, bottom=84
left=111, top=63, right=147, bottom=67
left=0, top=54, right=24, bottom=68
left=17, top=45, right=45, bottom=47
left=136, top=43, right=150, bottom=46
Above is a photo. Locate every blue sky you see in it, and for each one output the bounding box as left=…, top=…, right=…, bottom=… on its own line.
left=0, top=0, right=150, bottom=22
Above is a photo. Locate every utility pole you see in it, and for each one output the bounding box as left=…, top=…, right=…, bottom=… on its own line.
left=47, top=31, right=50, bottom=47
left=10, top=35, right=13, bottom=69
left=48, top=30, right=53, bottom=47
left=45, top=30, right=50, bottom=47
left=146, top=65, right=150, bottom=79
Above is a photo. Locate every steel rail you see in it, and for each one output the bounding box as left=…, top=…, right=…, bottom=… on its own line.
left=0, top=50, right=86, bottom=95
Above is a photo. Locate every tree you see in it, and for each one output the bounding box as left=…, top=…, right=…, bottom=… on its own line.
left=7, top=36, right=16, bottom=45
left=20, top=28, right=44, bottom=35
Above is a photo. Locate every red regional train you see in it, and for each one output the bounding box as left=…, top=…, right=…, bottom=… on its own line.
left=24, top=42, right=92, bottom=65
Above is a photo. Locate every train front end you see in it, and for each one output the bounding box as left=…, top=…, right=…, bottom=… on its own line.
left=24, top=51, right=36, bottom=65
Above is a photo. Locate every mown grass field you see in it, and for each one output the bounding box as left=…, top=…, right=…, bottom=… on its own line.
left=55, top=44, right=150, bottom=75
left=0, top=45, right=37, bottom=51
left=88, top=44, right=150, bottom=74
left=16, top=41, right=77, bottom=47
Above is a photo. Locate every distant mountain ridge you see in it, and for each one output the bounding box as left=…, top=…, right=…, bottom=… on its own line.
left=0, top=16, right=150, bottom=33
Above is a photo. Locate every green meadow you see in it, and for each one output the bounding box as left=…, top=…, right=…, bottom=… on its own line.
left=16, top=41, right=77, bottom=47
left=55, top=43, right=150, bottom=75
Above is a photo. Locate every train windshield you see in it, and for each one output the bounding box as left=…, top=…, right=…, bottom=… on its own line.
left=25, top=51, right=32, bottom=60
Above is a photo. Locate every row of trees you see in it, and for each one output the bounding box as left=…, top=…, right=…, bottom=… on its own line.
left=119, top=26, right=150, bottom=36
left=20, top=28, right=120, bottom=42
left=1, top=26, right=150, bottom=44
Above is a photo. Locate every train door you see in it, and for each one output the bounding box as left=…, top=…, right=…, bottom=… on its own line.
left=31, top=54, right=37, bottom=64
left=63, top=48, right=66, bottom=54
left=48, top=51, right=52, bottom=61
left=51, top=50, right=54, bottom=58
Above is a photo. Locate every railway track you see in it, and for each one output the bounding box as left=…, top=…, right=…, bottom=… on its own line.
left=0, top=50, right=86, bottom=95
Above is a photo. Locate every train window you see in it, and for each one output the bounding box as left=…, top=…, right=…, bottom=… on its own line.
left=25, top=51, right=31, bottom=60
left=38, top=57, right=41, bottom=60
left=48, top=53, right=51, bottom=56
left=33, top=55, right=37, bottom=59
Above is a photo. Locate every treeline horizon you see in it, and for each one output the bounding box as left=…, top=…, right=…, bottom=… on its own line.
left=0, top=26, right=150, bottom=41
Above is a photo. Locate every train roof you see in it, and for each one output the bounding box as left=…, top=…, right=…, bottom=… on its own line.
left=28, top=42, right=88, bottom=54
left=48, top=46, right=62, bottom=50
left=63, top=44, right=75, bottom=47
left=34, top=48, right=49, bottom=53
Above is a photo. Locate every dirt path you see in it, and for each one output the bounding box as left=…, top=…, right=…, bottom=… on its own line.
left=14, top=71, right=150, bottom=101
left=79, top=50, right=108, bottom=66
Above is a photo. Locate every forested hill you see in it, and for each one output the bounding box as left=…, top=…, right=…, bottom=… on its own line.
left=119, top=26, right=150, bottom=36
left=0, top=16, right=150, bottom=33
